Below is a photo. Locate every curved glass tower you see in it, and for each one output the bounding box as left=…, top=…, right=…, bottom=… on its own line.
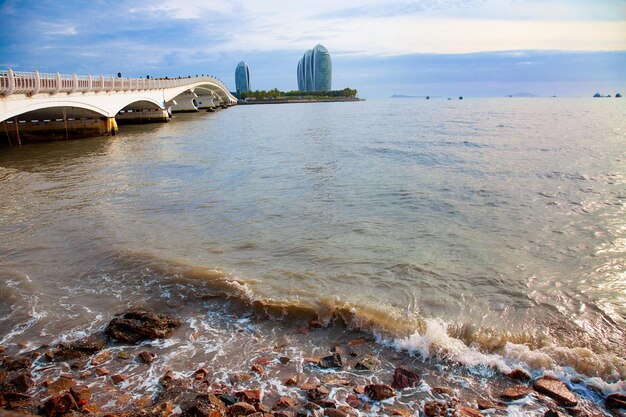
left=297, top=44, right=332, bottom=92
left=235, top=61, right=251, bottom=97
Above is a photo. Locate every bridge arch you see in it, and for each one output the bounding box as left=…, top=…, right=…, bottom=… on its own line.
left=112, top=97, right=164, bottom=115
left=0, top=100, right=109, bottom=123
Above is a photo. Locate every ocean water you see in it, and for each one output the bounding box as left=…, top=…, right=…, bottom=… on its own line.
left=0, top=98, right=625, bottom=413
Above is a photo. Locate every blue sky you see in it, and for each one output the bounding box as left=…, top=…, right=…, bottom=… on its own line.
left=1, top=0, right=625, bottom=97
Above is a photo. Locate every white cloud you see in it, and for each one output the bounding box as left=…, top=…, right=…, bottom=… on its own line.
left=42, top=23, right=78, bottom=36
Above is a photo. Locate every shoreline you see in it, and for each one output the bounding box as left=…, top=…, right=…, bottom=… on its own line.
left=1, top=308, right=623, bottom=417
left=238, top=97, right=364, bottom=105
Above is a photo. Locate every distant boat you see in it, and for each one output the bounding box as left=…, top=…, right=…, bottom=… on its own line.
left=616, top=93, right=622, bottom=98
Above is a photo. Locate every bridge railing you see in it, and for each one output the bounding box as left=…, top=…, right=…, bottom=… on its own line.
left=0, top=69, right=232, bottom=99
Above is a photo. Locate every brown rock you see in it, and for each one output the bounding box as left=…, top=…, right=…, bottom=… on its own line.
left=391, top=367, right=420, bottom=389
left=345, top=395, right=363, bottom=409
left=476, top=399, right=505, bottom=410
left=318, top=399, right=336, bottom=408
left=274, top=396, right=296, bottom=409
left=432, top=386, right=454, bottom=396
left=284, top=375, right=299, bottom=386
left=501, top=385, right=532, bottom=400
left=54, top=333, right=107, bottom=362
left=79, top=370, right=92, bottom=379
left=81, top=403, right=100, bottom=414
left=309, top=319, right=324, bottom=329
left=90, top=350, right=111, bottom=366
left=251, top=364, right=264, bottom=375
left=274, top=412, right=295, bottom=417
left=105, top=309, right=181, bottom=343
left=138, top=350, right=157, bottom=364
left=229, top=402, right=257, bottom=416
left=2, top=356, right=32, bottom=371
left=364, top=384, right=396, bottom=401
left=183, top=403, right=215, bottom=417
left=279, top=356, right=291, bottom=365
left=533, top=377, right=578, bottom=407
left=454, top=407, right=483, bottom=417
left=354, top=355, right=380, bottom=371
left=230, top=373, right=253, bottom=384
left=46, top=377, right=75, bottom=394
left=9, top=372, right=34, bottom=392
left=304, top=357, right=320, bottom=365
left=353, top=385, right=365, bottom=395
left=111, top=374, right=127, bottom=384
left=69, top=386, right=91, bottom=403
left=94, top=367, right=109, bottom=377
left=40, top=392, right=77, bottom=417
left=324, top=409, right=347, bottom=417
left=194, top=367, right=210, bottom=379
left=424, top=401, right=448, bottom=416
left=117, top=350, right=131, bottom=359
left=255, top=403, right=271, bottom=413
left=605, top=393, right=626, bottom=409
left=307, top=386, right=330, bottom=401
left=543, top=410, right=567, bottom=417
left=319, top=353, right=342, bottom=369
left=508, top=368, right=531, bottom=382
left=237, top=389, right=262, bottom=403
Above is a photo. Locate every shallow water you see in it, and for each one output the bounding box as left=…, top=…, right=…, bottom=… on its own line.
left=1, top=98, right=625, bottom=399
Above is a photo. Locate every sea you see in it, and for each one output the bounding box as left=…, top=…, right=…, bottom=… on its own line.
left=0, top=98, right=625, bottom=415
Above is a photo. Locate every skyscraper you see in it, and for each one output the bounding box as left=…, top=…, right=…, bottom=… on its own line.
left=235, top=61, right=251, bottom=97
left=297, top=44, right=332, bottom=92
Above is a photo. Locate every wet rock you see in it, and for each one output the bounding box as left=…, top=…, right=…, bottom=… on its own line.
left=309, top=320, right=324, bottom=329
left=304, top=357, right=320, bottom=365
left=255, top=403, right=271, bottom=413
left=40, top=392, right=78, bottom=417
left=476, top=399, right=505, bottom=410
left=319, top=353, right=342, bottom=369
left=9, top=372, right=34, bottom=392
left=285, top=375, right=300, bottom=386
left=230, top=373, right=253, bottom=384
left=251, top=364, right=264, bottom=375
left=69, top=386, right=90, bottom=403
left=307, top=386, right=329, bottom=401
left=354, top=355, right=380, bottom=371
left=46, top=377, right=75, bottom=395
left=274, top=396, right=296, bottom=409
left=543, top=410, right=567, bottom=417
left=317, top=399, right=336, bottom=408
left=194, top=368, right=210, bottom=380
left=54, top=333, right=107, bottom=362
left=364, top=384, right=395, bottom=401
left=138, top=351, right=157, bottom=364
left=181, top=403, right=213, bottom=417
left=345, top=395, right=363, bottom=409
left=501, top=385, right=532, bottom=400
left=229, top=401, right=257, bottom=416
left=1, top=356, right=32, bottom=371
left=279, top=356, right=291, bottom=365
left=111, top=374, right=127, bottom=384
left=606, top=393, right=626, bottom=409
left=324, top=409, right=348, bottom=417
left=105, top=309, right=181, bottom=343
left=117, top=350, right=131, bottom=359
left=508, top=368, right=531, bottom=382
left=353, top=385, right=365, bottom=395
left=432, top=386, right=454, bottom=396
left=90, top=350, right=111, bottom=366
left=424, top=401, right=448, bottom=416
left=79, top=371, right=91, bottom=379
left=454, top=407, right=483, bottom=417
left=236, top=389, right=262, bottom=403
left=274, top=411, right=295, bottom=417
left=217, top=393, right=237, bottom=407
left=94, top=367, right=110, bottom=377
left=533, top=377, right=578, bottom=407
left=391, top=367, right=420, bottom=389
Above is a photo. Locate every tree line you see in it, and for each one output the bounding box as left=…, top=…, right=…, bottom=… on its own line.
left=240, top=88, right=358, bottom=100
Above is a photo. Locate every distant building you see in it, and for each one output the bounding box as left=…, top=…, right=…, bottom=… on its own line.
left=235, top=61, right=251, bottom=97
left=297, top=44, right=332, bottom=92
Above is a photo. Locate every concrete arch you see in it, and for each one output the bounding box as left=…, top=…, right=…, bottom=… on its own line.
left=112, top=97, right=164, bottom=115
left=164, top=81, right=234, bottom=105
left=1, top=100, right=109, bottom=123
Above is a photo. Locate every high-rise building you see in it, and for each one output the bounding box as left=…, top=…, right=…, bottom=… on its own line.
left=297, top=44, right=332, bottom=92
left=235, top=61, right=251, bottom=96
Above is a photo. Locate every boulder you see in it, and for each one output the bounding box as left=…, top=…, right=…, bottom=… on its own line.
left=54, top=333, right=107, bottom=361
left=228, top=402, right=257, bottom=416
left=391, top=367, right=420, bottom=389
left=454, top=407, right=483, bottom=417
left=324, top=409, right=348, bottom=417
left=307, top=386, right=329, bottom=401
left=105, top=309, right=181, bottom=343
left=40, top=392, right=77, bottom=417
left=274, top=396, right=296, bottom=409
left=9, top=372, right=34, bottom=392
left=508, top=369, right=531, bottom=382
left=1, top=356, right=32, bottom=371
left=354, top=355, right=380, bottom=371
left=138, top=351, right=157, bottom=364
left=364, top=384, right=395, bottom=401
left=236, top=389, right=262, bottom=403
left=606, top=393, right=626, bottom=409
left=501, top=385, right=532, bottom=400
left=319, top=353, right=342, bottom=369
left=533, top=377, right=577, bottom=407
left=423, top=401, right=447, bottom=416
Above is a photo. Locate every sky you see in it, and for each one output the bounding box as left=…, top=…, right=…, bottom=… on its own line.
left=1, top=0, right=625, bottom=97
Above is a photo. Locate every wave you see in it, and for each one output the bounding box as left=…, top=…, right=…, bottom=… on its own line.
left=113, top=252, right=626, bottom=383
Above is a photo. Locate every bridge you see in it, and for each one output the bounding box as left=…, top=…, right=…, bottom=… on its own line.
left=0, top=69, right=238, bottom=145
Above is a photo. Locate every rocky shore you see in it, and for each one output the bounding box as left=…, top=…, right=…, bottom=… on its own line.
left=1, top=310, right=624, bottom=417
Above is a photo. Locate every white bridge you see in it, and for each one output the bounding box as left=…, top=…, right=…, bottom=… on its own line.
left=0, top=69, right=237, bottom=144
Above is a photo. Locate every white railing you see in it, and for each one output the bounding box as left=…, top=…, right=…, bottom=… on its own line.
left=0, top=69, right=232, bottom=98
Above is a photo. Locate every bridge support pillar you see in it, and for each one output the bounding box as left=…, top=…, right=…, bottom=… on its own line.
left=170, top=92, right=199, bottom=113
left=116, top=109, right=169, bottom=125
left=196, top=95, right=217, bottom=110
left=106, top=117, right=118, bottom=136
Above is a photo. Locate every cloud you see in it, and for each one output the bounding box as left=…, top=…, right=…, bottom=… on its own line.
left=41, top=23, right=78, bottom=36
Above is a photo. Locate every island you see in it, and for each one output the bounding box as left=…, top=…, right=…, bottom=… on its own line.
left=238, top=88, right=363, bottom=104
